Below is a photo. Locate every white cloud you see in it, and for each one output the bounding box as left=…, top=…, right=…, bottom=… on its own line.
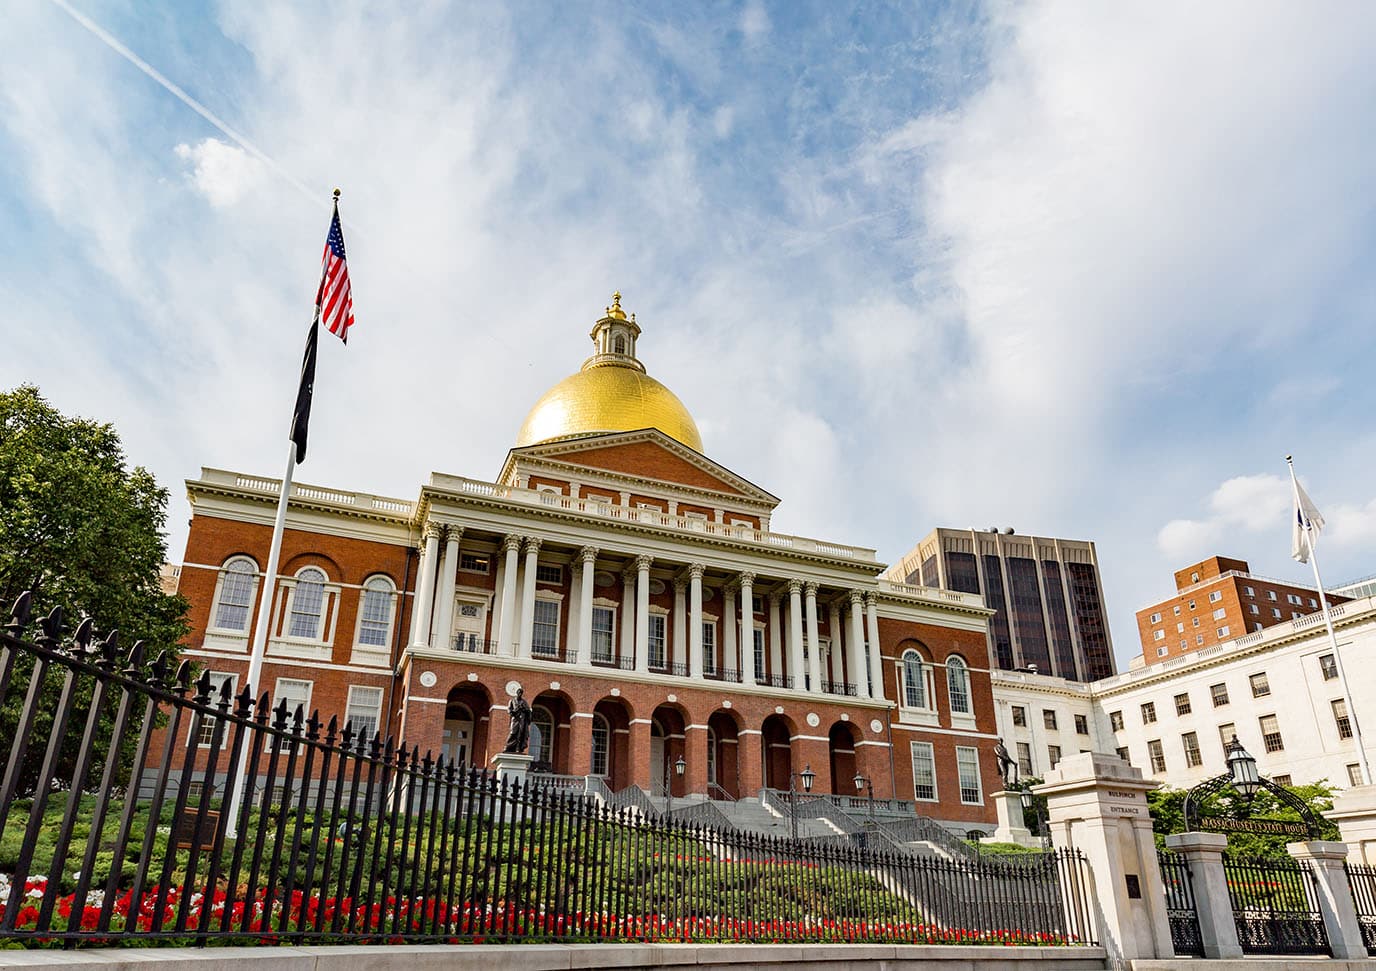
left=174, top=138, right=265, bottom=208
left=739, top=1, right=769, bottom=45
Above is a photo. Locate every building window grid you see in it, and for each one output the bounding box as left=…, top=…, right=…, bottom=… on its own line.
left=1147, top=739, right=1166, bottom=773
left=1016, top=742, right=1034, bottom=778
left=1351, top=764, right=1365, bottom=787
left=1012, top=706, right=1027, bottom=728
left=287, top=568, right=327, bottom=640
left=590, top=714, right=610, bottom=776
left=701, top=622, right=717, bottom=675
left=213, top=559, right=256, bottom=632
left=947, top=657, right=971, bottom=714
left=344, top=686, right=383, bottom=742
left=1218, top=723, right=1237, bottom=749
left=910, top=742, right=937, bottom=801
left=648, top=614, right=666, bottom=669
left=591, top=607, right=615, bottom=663
left=357, top=577, right=394, bottom=647
left=532, top=600, right=560, bottom=656
left=1182, top=732, right=1202, bottom=768
left=955, top=746, right=982, bottom=804
left=459, top=552, right=489, bottom=573
left=194, top=673, right=236, bottom=746
left=902, top=651, right=928, bottom=709
left=1075, top=714, right=1089, bottom=735
left=1047, top=744, right=1062, bottom=770
left=1320, top=654, right=1339, bottom=681
left=1043, top=709, right=1058, bottom=731
left=1210, top=683, right=1229, bottom=707
left=1250, top=672, right=1270, bottom=698
left=1109, top=710, right=1124, bottom=732
left=1259, top=714, right=1284, bottom=753
left=1141, top=702, right=1157, bottom=725
left=1333, top=699, right=1353, bottom=740
left=1174, top=693, right=1191, bottom=716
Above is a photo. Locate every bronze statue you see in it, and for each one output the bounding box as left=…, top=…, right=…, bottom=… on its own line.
left=994, top=738, right=1018, bottom=789
left=502, top=688, right=532, bottom=754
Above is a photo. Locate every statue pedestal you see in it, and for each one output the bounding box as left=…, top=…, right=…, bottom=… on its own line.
left=489, top=751, right=534, bottom=822
left=992, top=790, right=1035, bottom=845
left=490, top=751, right=533, bottom=787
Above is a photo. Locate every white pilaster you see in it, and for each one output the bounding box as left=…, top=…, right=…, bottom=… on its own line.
left=634, top=554, right=652, bottom=674
left=865, top=593, right=884, bottom=701
left=410, top=522, right=442, bottom=649
left=827, top=600, right=843, bottom=691
left=722, top=585, right=737, bottom=678
left=672, top=577, right=687, bottom=672
left=432, top=526, right=462, bottom=651
left=768, top=591, right=783, bottom=684
left=689, top=564, right=705, bottom=679
left=787, top=580, right=804, bottom=692
left=804, top=582, right=822, bottom=694
left=497, top=534, right=521, bottom=656
left=739, top=572, right=756, bottom=686
left=516, top=537, right=541, bottom=659
left=577, top=546, right=597, bottom=668
left=620, top=567, right=635, bottom=663
left=848, top=591, right=867, bottom=698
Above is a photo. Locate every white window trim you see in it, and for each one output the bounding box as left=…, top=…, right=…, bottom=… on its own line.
left=458, top=551, right=492, bottom=575
left=206, top=556, right=261, bottom=639
left=345, top=684, right=385, bottom=741
left=351, top=574, right=397, bottom=663
left=531, top=594, right=563, bottom=656
left=270, top=569, right=341, bottom=660
left=897, top=651, right=938, bottom=726
left=955, top=746, right=983, bottom=805
left=909, top=741, right=938, bottom=802
left=192, top=672, right=238, bottom=748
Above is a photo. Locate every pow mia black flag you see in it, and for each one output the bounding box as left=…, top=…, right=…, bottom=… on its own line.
left=290, top=321, right=319, bottom=463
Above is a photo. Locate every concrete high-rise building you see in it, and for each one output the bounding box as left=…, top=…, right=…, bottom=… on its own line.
left=1134, top=555, right=1350, bottom=662
left=884, top=528, right=1116, bottom=682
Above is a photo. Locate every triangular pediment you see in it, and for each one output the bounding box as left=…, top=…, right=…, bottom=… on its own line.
left=499, top=429, right=779, bottom=507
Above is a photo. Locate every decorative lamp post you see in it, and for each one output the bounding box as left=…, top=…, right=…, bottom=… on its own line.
left=666, top=754, right=687, bottom=817
left=1225, top=737, right=1261, bottom=800
left=1020, top=787, right=1050, bottom=848
left=853, top=771, right=876, bottom=821
left=789, top=764, right=815, bottom=841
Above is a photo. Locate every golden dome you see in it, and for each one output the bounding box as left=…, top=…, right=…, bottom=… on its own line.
left=515, top=293, right=704, bottom=452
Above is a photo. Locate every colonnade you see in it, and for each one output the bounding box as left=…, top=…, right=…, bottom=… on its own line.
left=407, top=522, right=886, bottom=702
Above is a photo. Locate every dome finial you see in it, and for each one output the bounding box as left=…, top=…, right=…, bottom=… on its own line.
left=607, top=291, right=627, bottom=320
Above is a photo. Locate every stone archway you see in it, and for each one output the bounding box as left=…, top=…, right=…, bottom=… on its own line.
left=444, top=683, right=491, bottom=768
left=761, top=713, right=796, bottom=791
left=707, top=710, right=742, bottom=799
left=592, top=697, right=634, bottom=790
left=828, top=721, right=861, bottom=796
left=531, top=690, right=575, bottom=775
left=650, top=704, right=689, bottom=796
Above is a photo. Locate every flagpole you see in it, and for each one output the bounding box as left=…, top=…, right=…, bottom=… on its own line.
left=1288, top=455, right=1371, bottom=786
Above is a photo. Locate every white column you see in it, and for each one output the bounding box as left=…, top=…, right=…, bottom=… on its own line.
left=689, top=564, right=705, bottom=679
left=672, top=577, right=687, bottom=673
left=497, top=534, right=521, bottom=656
left=768, top=591, right=783, bottom=683
left=787, top=580, right=805, bottom=691
left=432, top=526, right=462, bottom=651
left=577, top=546, right=597, bottom=668
left=827, top=600, right=843, bottom=691
left=1288, top=841, right=1367, bottom=960
left=865, top=593, right=884, bottom=702
left=620, top=568, right=635, bottom=663
left=804, top=582, right=822, bottom=694
left=516, top=537, right=541, bottom=658
left=409, top=522, right=442, bottom=648
left=739, top=572, right=756, bottom=686
left=634, top=554, right=652, bottom=674
left=848, top=591, right=867, bottom=698
left=722, top=585, right=737, bottom=678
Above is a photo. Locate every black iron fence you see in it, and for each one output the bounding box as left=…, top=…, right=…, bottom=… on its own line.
left=1346, top=862, right=1376, bottom=953
left=1156, top=850, right=1203, bottom=957
left=1223, top=854, right=1328, bottom=956
left=0, top=596, right=1097, bottom=949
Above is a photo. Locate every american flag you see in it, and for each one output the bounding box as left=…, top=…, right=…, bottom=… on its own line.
left=315, top=208, right=354, bottom=342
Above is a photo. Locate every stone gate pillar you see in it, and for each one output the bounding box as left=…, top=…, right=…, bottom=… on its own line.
left=1162, top=831, right=1241, bottom=958
left=1288, top=840, right=1367, bottom=960
left=1034, top=752, right=1173, bottom=962
left=1330, top=783, right=1376, bottom=864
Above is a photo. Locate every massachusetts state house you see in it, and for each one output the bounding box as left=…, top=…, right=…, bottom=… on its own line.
left=175, top=294, right=1003, bottom=833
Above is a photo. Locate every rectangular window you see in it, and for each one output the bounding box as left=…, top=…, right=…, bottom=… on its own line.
left=1174, top=693, right=1191, bottom=716
left=648, top=614, right=666, bottom=668
left=753, top=628, right=765, bottom=680
left=1043, top=709, right=1058, bottom=731
left=1268, top=591, right=1277, bottom=601
left=1149, top=611, right=1162, bottom=623
left=1244, top=586, right=1255, bottom=597
left=1218, top=723, right=1236, bottom=748
left=1333, top=699, right=1353, bottom=740
left=910, top=742, right=937, bottom=801
left=1309, top=598, right=1318, bottom=608
left=1141, top=702, right=1157, bottom=724
left=1211, top=683, right=1229, bottom=707
left=1012, top=706, right=1027, bottom=727
left=1195, top=634, right=1204, bottom=645
left=1075, top=714, right=1089, bottom=735
left=1047, top=744, right=1062, bottom=769
left=345, top=686, right=384, bottom=742
left=459, top=552, right=489, bottom=573
left=591, top=607, right=615, bottom=663
left=1351, top=764, right=1365, bottom=787
left=1248, top=604, right=1259, bottom=615
left=273, top=678, right=312, bottom=750
left=1259, top=714, right=1284, bottom=753
left=1192, top=617, right=1200, bottom=628
left=1253, top=623, right=1263, bottom=632
left=1110, top=710, right=1124, bottom=732
left=1287, top=593, right=1301, bottom=605
left=1156, top=646, right=1168, bottom=658
left=1250, top=672, right=1270, bottom=697
left=1173, top=606, right=1181, bottom=616
left=1212, top=607, right=1227, bottom=620
left=194, top=672, right=237, bottom=747
left=532, top=600, right=560, bottom=656
left=1153, top=629, right=1165, bottom=641
left=1320, top=654, right=1339, bottom=680
left=1274, top=774, right=1292, bottom=787
left=1016, top=741, right=1034, bottom=778
left=1148, top=739, right=1166, bottom=773
left=535, top=564, right=563, bottom=584
left=590, top=720, right=609, bottom=777
left=702, top=622, right=716, bottom=675
left=1182, top=732, right=1202, bottom=767
left=956, top=747, right=982, bottom=804
left=187, top=780, right=204, bottom=802
left=1272, top=608, right=1282, bottom=618
left=1216, top=626, right=1230, bottom=637
left=1209, top=591, right=1223, bottom=603
left=1116, top=746, right=1130, bottom=761
left=1188, top=600, right=1196, bottom=610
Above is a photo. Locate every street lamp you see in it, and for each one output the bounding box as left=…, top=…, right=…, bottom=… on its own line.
left=788, top=764, right=815, bottom=841
left=665, top=754, right=687, bottom=817
left=853, top=771, right=876, bottom=821
left=1225, top=737, right=1261, bottom=800
left=1020, top=787, right=1050, bottom=848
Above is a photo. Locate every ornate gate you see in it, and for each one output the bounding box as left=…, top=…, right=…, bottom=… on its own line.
left=1347, top=862, right=1376, bottom=952
left=1223, top=855, right=1329, bottom=955
left=1157, top=850, right=1203, bottom=956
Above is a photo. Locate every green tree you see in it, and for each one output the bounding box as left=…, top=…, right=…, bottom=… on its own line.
left=0, top=385, right=188, bottom=792
left=1148, top=781, right=1340, bottom=861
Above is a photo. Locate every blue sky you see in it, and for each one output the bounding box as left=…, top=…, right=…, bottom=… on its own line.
left=4, top=0, right=1376, bottom=670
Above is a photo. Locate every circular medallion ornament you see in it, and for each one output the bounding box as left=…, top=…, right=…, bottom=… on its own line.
left=650, top=579, right=666, bottom=595
left=505, top=680, right=521, bottom=698
left=550, top=681, right=561, bottom=691
left=594, top=571, right=616, bottom=588
left=841, top=713, right=850, bottom=722
left=806, top=713, right=821, bottom=728
left=611, top=687, right=622, bottom=697
left=467, top=672, right=479, bottom=682
left=667, top=694, right=677, bottom=703
left=418, top=671, right=437, bottom=689
left=703, top=587, right=716, bottom=601
left=870, top=719, right=884, bottom=734
left=722, top=700, right=732, bottom=709
left=775, top=705, right=784, bottom=715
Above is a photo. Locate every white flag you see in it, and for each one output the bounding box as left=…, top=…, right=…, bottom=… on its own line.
left=1291, top=477, right=1326, bottom=564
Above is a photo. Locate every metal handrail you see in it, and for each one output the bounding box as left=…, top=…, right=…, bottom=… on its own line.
left=591, top=654, right=635, bottom=671
left=452, top=634, right=499, bottom=654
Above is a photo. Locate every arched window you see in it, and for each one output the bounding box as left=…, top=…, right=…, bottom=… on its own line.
left=902, top=650, right=927, bottom=709
left=357, top=575, right=395, bottom=647
left=288, top=567, right=327, bottom=639
left=212, top=557, right=257, bottom=632
left=590, top=713, right=610, bottom=777
left=947, top=656, right=971, bottom=715
left=613, top=335, right=627, bottom=355
left=531, top=705, right=555, bottom=769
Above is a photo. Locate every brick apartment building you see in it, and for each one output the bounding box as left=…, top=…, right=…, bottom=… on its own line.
left=163, top=294, right=1006, bottom=833
left=1135, top=555, right=1349, bottom=661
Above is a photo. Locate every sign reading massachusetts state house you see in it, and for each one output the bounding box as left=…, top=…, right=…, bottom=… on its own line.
left=1197, top=814, right=1310, bottom=838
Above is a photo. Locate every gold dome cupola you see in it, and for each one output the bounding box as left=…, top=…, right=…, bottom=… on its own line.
left=514, top=292, right=705, bottom=452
